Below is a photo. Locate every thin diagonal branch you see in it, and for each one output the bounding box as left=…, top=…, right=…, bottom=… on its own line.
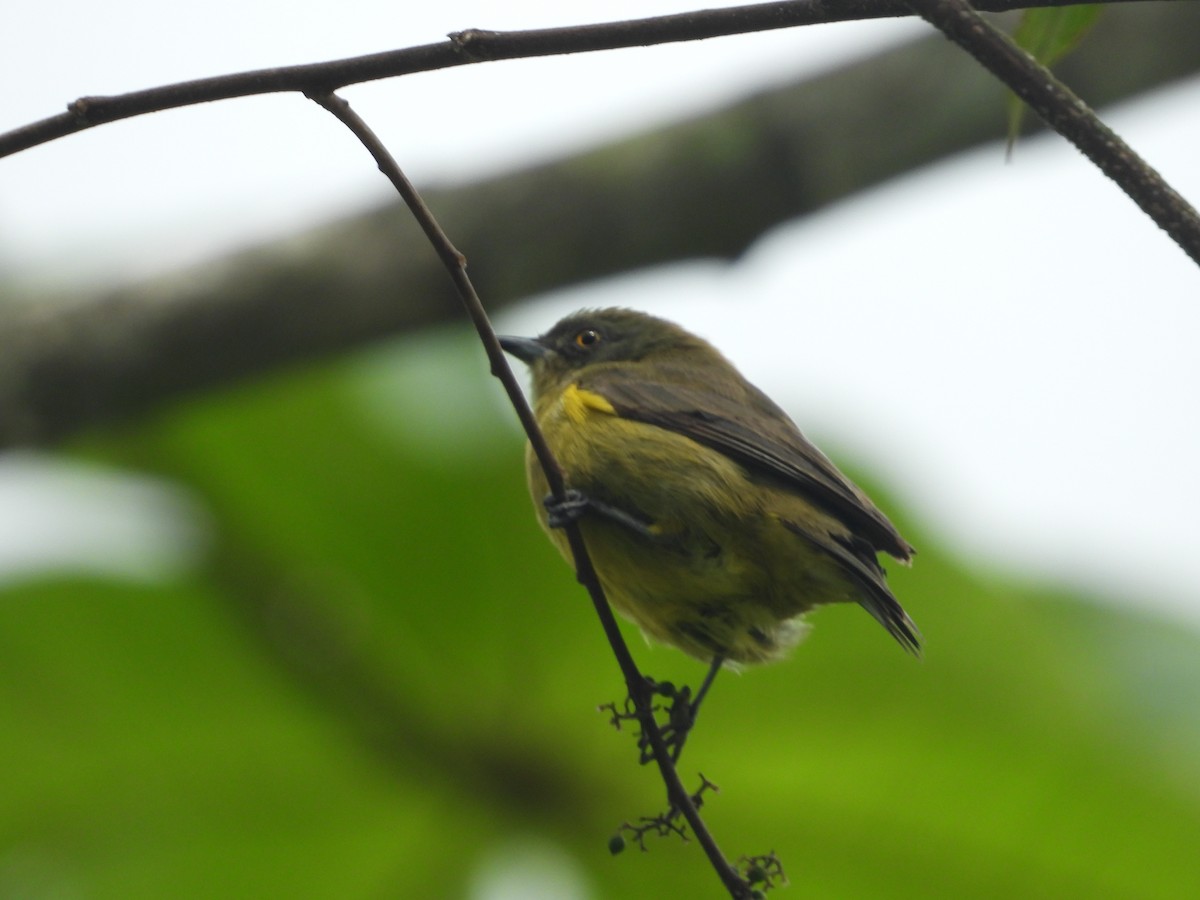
left=309, top=90, right=752, bottom=899
left=906, top=0, right=1200, bottom=264
left=0, top=0, right=1151, bottom=159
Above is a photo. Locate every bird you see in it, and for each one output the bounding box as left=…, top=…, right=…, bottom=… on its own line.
left=500, top=307, right=919, bottom=698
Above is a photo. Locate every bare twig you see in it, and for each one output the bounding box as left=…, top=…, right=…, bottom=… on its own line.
left=906, top=0, right=1200, bottom=264
left=309, top=90, right=753, bottom=899
left=0, top=1, right=1150, bottom=160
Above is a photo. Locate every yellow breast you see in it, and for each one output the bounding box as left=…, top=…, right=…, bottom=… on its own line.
left=560, top=383, right=616, bottom=423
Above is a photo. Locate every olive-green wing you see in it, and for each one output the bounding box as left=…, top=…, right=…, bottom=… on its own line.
left=581, top=367, right=914, bottom=562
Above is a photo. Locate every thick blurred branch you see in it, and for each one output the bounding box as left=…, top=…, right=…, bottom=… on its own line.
left=1, top=2, right=1198, bottom=447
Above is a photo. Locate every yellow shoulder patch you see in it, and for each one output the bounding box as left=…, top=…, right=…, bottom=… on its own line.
left=562, top=383, right=616, bottom=423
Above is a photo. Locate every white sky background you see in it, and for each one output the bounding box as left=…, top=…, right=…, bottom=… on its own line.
left=1, top=0, right=1199, bottom=634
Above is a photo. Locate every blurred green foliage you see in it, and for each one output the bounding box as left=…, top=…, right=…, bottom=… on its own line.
left=1, top=324, right=1197, bottom=898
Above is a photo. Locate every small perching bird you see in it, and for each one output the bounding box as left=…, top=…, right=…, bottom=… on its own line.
left=501, top=308, right=919, bottom=684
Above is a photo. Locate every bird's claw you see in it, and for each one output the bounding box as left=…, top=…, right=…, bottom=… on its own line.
left=544, top=489, right=592, bottom=529
left=543, top=489, right=658, bottom=539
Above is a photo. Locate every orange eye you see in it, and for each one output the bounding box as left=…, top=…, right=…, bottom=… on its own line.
left=574, top=329, right=601, bottom=348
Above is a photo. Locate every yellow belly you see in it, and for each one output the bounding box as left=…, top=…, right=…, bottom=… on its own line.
left=525, top=385, right=859, bottom=665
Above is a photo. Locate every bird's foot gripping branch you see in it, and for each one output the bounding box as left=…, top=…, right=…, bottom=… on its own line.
left=541, top=488, right=660, bottom=540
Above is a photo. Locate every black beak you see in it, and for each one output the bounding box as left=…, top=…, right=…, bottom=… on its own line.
left=498, top=334, right=550, bottom=364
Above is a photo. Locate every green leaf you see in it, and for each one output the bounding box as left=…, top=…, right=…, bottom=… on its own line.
left=1006, top=5, right=1103, bottom=154
left=1015, top=5, right=1103, bottom=66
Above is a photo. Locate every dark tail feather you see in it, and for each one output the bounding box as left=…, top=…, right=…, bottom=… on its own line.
left=855, top=585, right=922, bottom=656
left=831, top=531, right=922, bottom=656
left=780, top=519, right=922, bottom=656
